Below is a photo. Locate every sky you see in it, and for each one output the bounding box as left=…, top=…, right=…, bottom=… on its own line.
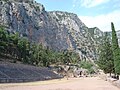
left=35, top=0, right=120, bottom=32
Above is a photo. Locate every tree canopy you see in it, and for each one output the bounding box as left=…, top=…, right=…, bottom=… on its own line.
left=0, top=25, right=80, bottom=67
left=97, top=32, right=114, bottom=74
left=111, top=22, right=120, bottom=75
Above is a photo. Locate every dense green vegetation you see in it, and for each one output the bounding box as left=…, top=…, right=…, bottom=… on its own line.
left=97, top=32, right=114, bottom=75
left=97, top=22, right=120, bottom=78
left=79, top=61, right=95, bottom=74
left=111, top=22, right=120, bottom=76
left=0, top=25, right=80, bottom=67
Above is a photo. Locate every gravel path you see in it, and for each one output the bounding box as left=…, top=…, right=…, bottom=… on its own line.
left=0, top=77, right=119, bottom=90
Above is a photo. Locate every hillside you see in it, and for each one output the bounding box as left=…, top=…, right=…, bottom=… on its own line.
left=0, top=0, right=120, bottom=62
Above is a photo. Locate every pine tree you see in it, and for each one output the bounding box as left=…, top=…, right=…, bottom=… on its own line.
left=0, top=26, right=8, bottom=54
left=111, top=22, right=120, bottom=77
left=97, top=32, right=114, bottom=75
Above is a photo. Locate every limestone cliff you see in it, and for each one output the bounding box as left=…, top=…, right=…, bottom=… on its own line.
left=1, top=0, right=119, bottom=61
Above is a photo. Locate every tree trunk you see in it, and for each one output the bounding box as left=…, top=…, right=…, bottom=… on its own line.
left=110, top=73, right=111, bottom=77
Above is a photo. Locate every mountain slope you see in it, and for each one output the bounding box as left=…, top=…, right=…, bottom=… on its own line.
left=1, top=0, right=119, bottom=62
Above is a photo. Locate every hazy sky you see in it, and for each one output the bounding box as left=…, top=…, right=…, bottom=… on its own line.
left=35, top=0, right=120, bottom=32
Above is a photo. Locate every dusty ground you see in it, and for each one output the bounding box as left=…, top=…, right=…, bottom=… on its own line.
left=0, top=77, right=120, bottom=90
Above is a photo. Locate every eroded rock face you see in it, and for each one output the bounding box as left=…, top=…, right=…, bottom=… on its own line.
left=49, top=11, right=101, bottom=61
left=1, top=0, right=119, bottom=61
left=0, top=0, right=73, bottom=51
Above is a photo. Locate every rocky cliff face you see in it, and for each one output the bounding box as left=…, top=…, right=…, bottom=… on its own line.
left=49, top=11, right=100, bottom=61
left=0, top=0, right=119, bottom=61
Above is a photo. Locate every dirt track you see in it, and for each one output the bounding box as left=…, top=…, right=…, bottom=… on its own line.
left=0, top=77, right=120, bottom=90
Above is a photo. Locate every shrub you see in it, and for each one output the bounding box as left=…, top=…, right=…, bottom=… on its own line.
left=79, top=61, right=95, bottom=74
